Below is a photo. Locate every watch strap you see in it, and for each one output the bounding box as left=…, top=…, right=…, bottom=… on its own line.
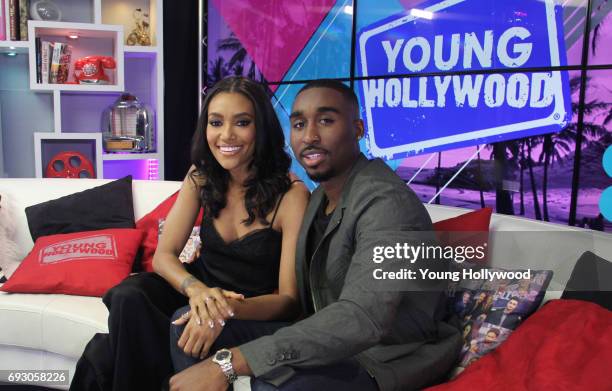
left=219, top=362, right=238, bottom=383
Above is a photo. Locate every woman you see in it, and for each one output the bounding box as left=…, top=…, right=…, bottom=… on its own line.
left=71, top=77, right=309, bottom=391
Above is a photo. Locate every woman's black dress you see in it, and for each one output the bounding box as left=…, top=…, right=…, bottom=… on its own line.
left=70, top=199, right=285, bottom=391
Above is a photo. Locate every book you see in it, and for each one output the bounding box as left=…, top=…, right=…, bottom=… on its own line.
left=8, top=0, right=17, bottom=41
left=49, top=42, right=63, bottom=84
left=56, top=43, right=71, bottom=84
left=0, top=0, right=6, bottom=41
left=35, top=36, right=41, bottom=83
left=18, top=0, right=26, bottom=41
left=41, top=40, right=50, bottom=83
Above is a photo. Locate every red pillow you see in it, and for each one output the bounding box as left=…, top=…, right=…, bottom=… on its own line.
left=433, top=207, right=493, bottom=232
left=1, top=228, right=144, bottom=297
left=136, top=191, right=203, bottom=272
left=433, top=207, right=493, bottom=264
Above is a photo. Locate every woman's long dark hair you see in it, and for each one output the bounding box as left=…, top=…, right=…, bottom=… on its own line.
left=190, top=77, right=292, bottom=225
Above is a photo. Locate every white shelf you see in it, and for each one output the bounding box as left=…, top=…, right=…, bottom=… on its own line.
left=125, top=45, right=157, bottom=53
left=102, top=152, right=160, bottom=161
left=31, top=83, right=126, bottom=92
left=0, top=0, right=164, bottom=180
left=0, top=40, right=30, bottom=54
left=0, top=40, right=30, bottom=48
left=29, top=20, right=123, bottom=37
left=28, top=20, right=125, bottom=92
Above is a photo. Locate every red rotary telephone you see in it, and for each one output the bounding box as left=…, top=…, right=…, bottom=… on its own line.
left=74, top=56, right=116, bottom=84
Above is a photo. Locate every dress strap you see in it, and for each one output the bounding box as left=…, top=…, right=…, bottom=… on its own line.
left=269, top=179, right=303, bottom=226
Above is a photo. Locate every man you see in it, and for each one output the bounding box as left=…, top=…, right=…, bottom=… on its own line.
left=468, top=327, right=501, bottom=356
left=485, top=297, right=522, bottom=330
left=455, top=290, right=472, bottom=318
left=169, top=80, right=462, bottom=390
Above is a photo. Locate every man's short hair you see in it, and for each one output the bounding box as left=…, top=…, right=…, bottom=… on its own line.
left=297, top=79, right=360, bottom=114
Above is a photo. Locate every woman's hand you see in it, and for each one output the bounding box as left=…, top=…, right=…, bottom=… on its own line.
left=182, top=282, right=245, bottom=327
left=174, top=310, right=224, bottom=360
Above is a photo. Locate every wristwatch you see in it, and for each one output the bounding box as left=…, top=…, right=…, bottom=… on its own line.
left=212, top=348, right=238, bottom=384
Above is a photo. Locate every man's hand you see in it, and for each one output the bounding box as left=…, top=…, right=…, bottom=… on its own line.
left=169, top=358, right=228, bottom=391
left=175, top=310, right=224, bottom=359
left=169, top=348, right=253, bottom=391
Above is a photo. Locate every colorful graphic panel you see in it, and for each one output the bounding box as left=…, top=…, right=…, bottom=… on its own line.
left=204, top=0, right=611, bottom=232
left=356, top=0, right=572, bottom=159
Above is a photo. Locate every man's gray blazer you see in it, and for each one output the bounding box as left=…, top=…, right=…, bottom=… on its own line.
left=241, top=154, right=462, bottom=390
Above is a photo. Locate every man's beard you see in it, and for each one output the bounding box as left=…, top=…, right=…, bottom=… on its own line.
left=305, top=167, right=336, bottom=183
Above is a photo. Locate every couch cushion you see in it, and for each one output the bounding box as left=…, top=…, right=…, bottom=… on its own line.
left=433, top=207, right=492, bottom=232
left=0, top=179, right=181, bottom=260
left=0, top=292, right=107, bottom=358
left=135, top=191, right=203, bottom=272
left=25, top=176, right=135, bottom=242
left=447, top=268, right=553, bottom=375
left=425, top=204, right=612, bottom=302
left=561, top=251, right=612, bottom=310
left=1, top=228, right=144, bottom=297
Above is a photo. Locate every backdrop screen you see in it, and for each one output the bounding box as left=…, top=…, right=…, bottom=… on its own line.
left=203, top=0, right=612, bottom=232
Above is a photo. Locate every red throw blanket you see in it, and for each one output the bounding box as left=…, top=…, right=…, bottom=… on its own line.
left=427, top=299, right=612, bottom=391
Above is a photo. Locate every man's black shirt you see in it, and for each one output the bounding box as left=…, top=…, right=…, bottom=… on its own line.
left=304, top=196, right=334, bottom=314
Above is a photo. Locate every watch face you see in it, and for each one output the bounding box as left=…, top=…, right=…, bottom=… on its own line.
left=216, top=351, right=230, bottom=361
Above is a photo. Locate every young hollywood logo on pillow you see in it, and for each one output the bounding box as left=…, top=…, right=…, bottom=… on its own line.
left=1, top=228, right=144, bottom=297
left=40, top=234, right=118, bottom=264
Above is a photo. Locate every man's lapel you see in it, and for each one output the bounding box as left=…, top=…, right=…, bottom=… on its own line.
left=295, top=153, right=370, bottom=311
left=295, top=187, right=324, bottom=311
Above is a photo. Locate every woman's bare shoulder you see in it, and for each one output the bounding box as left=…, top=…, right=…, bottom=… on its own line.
left=280, top=179, right=310, bottom=211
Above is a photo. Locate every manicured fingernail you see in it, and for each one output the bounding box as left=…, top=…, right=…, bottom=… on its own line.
left=229, top=311, right=235, bottom=317
left=218, top=319, right=225, bottom=326
left=196, top=318, right=202, bottom=326
left=171, top=319, right=178, bottom=325
left=209, top=320, right=214, bottom=328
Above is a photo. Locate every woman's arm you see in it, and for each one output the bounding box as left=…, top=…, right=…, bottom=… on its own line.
left=227, top=181, right=310, bottom=321
left=152, top=165, right=202, bottom=292
left=155, top=165, right=239, bottom=325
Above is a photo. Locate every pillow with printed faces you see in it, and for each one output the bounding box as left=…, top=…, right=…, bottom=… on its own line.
left=135, top=191, right=203, bottom=272
left=447, top=268, right=553, bottom=377
left=0, top=228, right=144, bottom=297
left=158, top=218, right=201, bottom=264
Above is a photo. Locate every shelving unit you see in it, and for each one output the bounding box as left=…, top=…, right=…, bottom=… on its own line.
left=28, top=21, right=125, bottom=92
left=0, top=0, right=164, bottom=180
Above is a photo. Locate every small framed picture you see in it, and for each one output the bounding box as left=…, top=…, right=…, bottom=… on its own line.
left=34, top=132, right=103, bottom=179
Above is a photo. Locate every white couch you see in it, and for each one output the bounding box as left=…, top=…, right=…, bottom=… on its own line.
left=0, top=178, right=610, bottom=390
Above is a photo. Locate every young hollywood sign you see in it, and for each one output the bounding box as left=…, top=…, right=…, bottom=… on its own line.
left=357, top=0, right=572, bottom=160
